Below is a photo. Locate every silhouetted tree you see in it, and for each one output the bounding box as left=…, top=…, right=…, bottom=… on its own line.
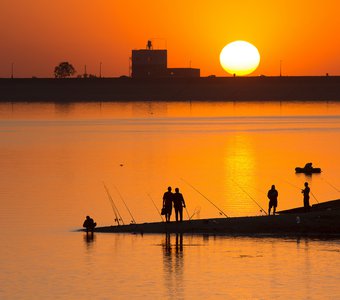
left=54, top=62, right=76, bottom=78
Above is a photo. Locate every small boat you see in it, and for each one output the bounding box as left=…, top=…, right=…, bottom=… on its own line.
left=295, top=162, right=321, bottom=174
left=84, top=199, right=340, bottom=237
left=295, top=167, right=321, bottom=173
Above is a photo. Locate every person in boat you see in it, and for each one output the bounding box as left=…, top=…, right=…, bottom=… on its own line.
left=301, top=182, right=311, bottom=212
left=83, top=215, right=97, bottom=233
left=163, top=186, right=174, bottom=222
left=267, top=185, right=278, bottom=215
left=304, top=162, right=313, bottom=172
left=173, top=187, right=186, bottom=222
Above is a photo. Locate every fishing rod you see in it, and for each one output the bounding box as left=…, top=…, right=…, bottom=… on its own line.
left=231, top=179, right=267, bottom=215
left=103, top=182, right=125, bottom=225
left=310, top=191, right=320, bottom=204
left=282, top=179, right=300, bottom=190
left=147, top=193, right=164, bottom=222
left=244, top=184, right=266, bottom=194
left=103, top=182, right=120, bottom=225
left=180, top=178, right=228, bottom=218
left=283, top=179, right=319, bottom=204
left=114, top=185, right=136, bottom=224
left=184, top=206, right=190, bottom=220
left=321, top=177, right=340, bottom=193
left=189, top=206, right=200, bottom=220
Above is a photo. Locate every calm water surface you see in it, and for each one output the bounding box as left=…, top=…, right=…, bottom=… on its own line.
left=0, top=101, right=340, bottom=299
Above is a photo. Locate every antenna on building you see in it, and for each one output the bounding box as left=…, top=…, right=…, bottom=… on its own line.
left=149, top=38, right=167, bottom=49
left=147, top=40, right=153, bottom=50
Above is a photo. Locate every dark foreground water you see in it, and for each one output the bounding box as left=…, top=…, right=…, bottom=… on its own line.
left=0, top=101, right=339, bottom=299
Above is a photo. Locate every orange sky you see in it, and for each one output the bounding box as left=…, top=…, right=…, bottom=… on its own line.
left=1, top=0, right=340, bottom=78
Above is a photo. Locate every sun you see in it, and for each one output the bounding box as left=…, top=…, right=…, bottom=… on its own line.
left=220, top=41, right=260, bottom=76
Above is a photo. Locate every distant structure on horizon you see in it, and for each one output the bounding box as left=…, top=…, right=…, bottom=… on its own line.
left=131, top=41, right=200, bottom=78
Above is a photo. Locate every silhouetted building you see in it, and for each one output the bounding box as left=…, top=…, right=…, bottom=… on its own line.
left=132, top=49, right=168, bottom=78
left=131, top=41, right=200, bottom=78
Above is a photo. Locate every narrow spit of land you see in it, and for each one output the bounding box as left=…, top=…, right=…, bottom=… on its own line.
left=87, top=210, right=340, bottom=237
left=1, top=76, right=340, bottom=102
left=85, top=200, right=340, bottom=237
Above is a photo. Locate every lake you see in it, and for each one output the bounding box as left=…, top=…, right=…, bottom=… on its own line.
left=0, top=101, right=339, bottom=299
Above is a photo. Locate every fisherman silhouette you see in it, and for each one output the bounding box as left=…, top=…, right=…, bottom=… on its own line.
left=173, top=187, right=186, bottom=222
left=163, top=187, right=173, bottom=222
left=267, top=185, right=278, bottom=215
left=302, top=182, right=311, bottom=212
left=83, top=216, right=96, bottom=233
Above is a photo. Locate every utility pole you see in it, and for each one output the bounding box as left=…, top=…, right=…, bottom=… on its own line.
left=11, top=63, right=14, bottom=79
left=280, top=60, right=282, bottom=77
left=99, top=62, right=102, bottom=78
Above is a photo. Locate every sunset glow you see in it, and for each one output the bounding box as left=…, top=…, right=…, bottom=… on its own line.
left=2, top=0, right=340, bottom=297
left=1, top=0, right=340, bottom=77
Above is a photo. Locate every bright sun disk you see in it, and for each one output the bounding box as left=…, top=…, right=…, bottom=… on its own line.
left=220, top=41, right=260, bottom=76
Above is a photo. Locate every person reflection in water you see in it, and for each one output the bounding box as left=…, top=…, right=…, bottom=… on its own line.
left=83, top=215, right=96, bottom=233
left=163, top=233, right=183, bottom=254
left=267, top=185, right=278, bottom=215
left=164, top=233, right=172, bottom=253
left=175, top=233, right=183, bottom=253
left=173, top=188, right=186, bottom=222
left=163, top=186, right=173, bottom=222
left=84, top=231, right=95, bottom=244
left=302, top=182, right=311, bottom=212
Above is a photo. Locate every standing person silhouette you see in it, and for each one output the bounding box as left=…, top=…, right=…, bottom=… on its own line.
left=267, top=185, right=278, bottom=215
left=163, top=186, right=173, bottom=222
left=302, top=182, right=311, bottom=212
left=173, top=188, right=186, bottom=222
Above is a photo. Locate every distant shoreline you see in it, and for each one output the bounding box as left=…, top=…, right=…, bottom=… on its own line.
left=1, top=76, right=340, bottom=102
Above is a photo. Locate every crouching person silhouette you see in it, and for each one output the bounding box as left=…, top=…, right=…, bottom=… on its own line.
left=83, top=215, right=96, bottom=233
